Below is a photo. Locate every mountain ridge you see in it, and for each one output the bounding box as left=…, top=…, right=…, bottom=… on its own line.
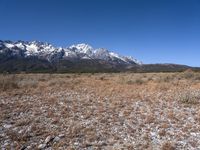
left=0, top=40, right=199, bottom=73
left=0, top=40, right=141, bottom=65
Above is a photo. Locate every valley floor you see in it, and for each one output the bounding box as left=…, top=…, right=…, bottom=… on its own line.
left=1, top=72, right=200, bottom=150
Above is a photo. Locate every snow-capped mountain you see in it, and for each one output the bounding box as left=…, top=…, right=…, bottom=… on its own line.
left=0, top=40, right=141, bottom=65
left=0, top=40, right=196, bottom=73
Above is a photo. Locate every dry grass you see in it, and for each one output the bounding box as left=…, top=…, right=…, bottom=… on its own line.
left=0, top=74, right=19, bottom=91
left=1, top=71, right=200, bottom=149
left=176, top=88, right=200, bottom=105
left=161, top=141, right=175, bottom=150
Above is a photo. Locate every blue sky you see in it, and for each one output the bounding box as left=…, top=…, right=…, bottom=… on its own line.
left=0, top=0, right=200, bottom=66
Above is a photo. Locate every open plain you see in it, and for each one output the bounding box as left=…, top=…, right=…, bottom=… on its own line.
left=1, top=71, right=200, bottom=150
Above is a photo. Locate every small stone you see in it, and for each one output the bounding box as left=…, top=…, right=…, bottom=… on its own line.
left=3, top=124, right=12, bottom=129
left=2, top=142, right=9, bottom=147
left=26, top=146, right=32, bottom=150
left=191, top=132, right=196, bottom=136
left=53, top=136, right=60, bottom=142
left=20, top=145, right=26, bottom=150
left=58, top=134, right=65, bottom=138
left=38, top=144, right=46, bottom=149
left=45, top=148, right=52, bottom=150
left=74, top=142, right=79, bottom=146
left=18, top=129, right=24, bottom=134
left=44, top=136, right=53, bottom=144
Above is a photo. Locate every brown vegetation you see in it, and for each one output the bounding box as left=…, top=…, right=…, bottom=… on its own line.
left=1, top=72, right=200, bottom=149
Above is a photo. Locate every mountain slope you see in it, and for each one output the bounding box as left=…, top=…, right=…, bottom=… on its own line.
left=0, top=40, right=140, bottom=73
left=0, top=40, right=198, bottom=73
left=0, top=40, right=140, bottom=64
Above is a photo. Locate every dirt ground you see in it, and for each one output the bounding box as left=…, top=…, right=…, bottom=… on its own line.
left=1, top=72, right=200, bottom=150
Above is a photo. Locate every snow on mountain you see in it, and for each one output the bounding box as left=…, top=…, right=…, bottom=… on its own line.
left=15, top=43, right=25, bottom=49
left=25, top=43, right=39, bottom=55
left=0, top=40, right=141, bottom=65
left=4, top=43, right=15, bottom=48
left=69, top=43, right=93, bottom=55
left=93, top=48, right=110, bottom=60
left=24, top=41, right=57, bottom=56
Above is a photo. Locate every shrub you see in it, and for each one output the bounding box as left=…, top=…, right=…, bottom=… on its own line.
left=0, top=75, right=19, bottom=91
left=176, top=89, right=200, bottom=105
left=18, top=80, right=38, bottom=88
left=181, top=69, right=195, bottom=79
left=135, top=79, right=145, bottom=85
left=161, top=141, right=175, bottom=150
left=193, top=74, right=200, bottom=81
left=160, top=76, right=171, bottom=82
left=126, top=79, right=144, bottom=85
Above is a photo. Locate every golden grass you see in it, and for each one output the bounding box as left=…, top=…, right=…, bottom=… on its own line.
left=1, top=72, right=200, bottom=149
left=1, top=72, right=200, bottom=101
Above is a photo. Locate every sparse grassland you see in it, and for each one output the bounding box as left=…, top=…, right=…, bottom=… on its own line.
left=1, top=71, right=200, bottom=149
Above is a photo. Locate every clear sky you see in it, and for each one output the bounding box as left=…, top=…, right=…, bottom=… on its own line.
left=0, top=0, right=200, bottom=66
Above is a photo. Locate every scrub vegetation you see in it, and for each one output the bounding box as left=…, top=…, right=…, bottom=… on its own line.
left=1, top=71, right=200, bottom=149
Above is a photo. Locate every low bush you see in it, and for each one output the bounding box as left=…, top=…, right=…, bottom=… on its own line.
left=126, top=78, right=145, bottom=85
left=176, top=89, right=200, bottom=105
left=0, top=75, right=19, bottom=91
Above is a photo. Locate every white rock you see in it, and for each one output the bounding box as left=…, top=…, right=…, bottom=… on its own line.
left=53, top=136, right=60, bottom=142
left=26, top=146, right=32, bottom=149
left=45, top=135, right=52, bottom=144
left=190, top=132, right=196, bottom=136
left=3, top=124, right=12, bottom=129
left=38, top=144, right=46, bottom=149
left=58, top=134, right=65, bottom=138
left=74, top=142, right=79, bottom=146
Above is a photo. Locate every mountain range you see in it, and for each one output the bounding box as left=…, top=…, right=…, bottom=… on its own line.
left=0, top=40, right=198, bottom=73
